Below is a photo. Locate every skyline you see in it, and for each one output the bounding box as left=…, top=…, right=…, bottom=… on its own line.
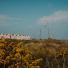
left=0, top=0, right=68, bottom=39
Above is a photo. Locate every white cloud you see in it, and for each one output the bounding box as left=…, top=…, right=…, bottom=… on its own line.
left=0, top=15, right=23, bottom=20
left=38, top=10, right=68, bottom=25
left=0, top=15, right=23, bottom=26
left=0, top=15, right=23, bottom=22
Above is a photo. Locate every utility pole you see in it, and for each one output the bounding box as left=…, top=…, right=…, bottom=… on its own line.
left=40, top=28, right=42, bottom=40
left=47, top=25, right=50, bottom=39
left=45, top=21, right=50, bottom=39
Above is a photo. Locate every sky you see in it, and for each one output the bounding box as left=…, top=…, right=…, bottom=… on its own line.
left=0, top=0, right=68, bottom=39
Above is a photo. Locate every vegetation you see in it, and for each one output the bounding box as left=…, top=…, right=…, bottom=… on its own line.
left=0, top=39, right=68, bottom=68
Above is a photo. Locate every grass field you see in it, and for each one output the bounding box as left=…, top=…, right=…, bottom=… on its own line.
left=0, top=39, right=68, bottom=68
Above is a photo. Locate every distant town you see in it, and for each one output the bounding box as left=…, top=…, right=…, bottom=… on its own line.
left=0, top=33, right=31, bottom=40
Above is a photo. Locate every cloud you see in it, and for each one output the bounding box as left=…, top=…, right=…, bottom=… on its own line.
left=38, top=10, right=68, bottom=25
left=0, top=15, right=23, bottom=26
left=0, top=15, right=23, bottom=21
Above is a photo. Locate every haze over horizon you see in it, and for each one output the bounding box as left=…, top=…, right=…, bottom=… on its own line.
left=0, top=0, right=68, bottom=39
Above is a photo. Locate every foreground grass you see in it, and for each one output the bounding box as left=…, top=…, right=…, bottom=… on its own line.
left=0, top=39, right=68, bottom=68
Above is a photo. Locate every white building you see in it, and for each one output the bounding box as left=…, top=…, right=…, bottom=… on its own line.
left=0, top=33, right=31, bottom=40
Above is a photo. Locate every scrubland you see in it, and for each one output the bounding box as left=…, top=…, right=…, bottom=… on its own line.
left=0, top=39, right=68, bottom=68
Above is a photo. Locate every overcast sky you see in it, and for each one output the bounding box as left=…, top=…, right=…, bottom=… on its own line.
left=0, top=0, right=68, bottom=39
